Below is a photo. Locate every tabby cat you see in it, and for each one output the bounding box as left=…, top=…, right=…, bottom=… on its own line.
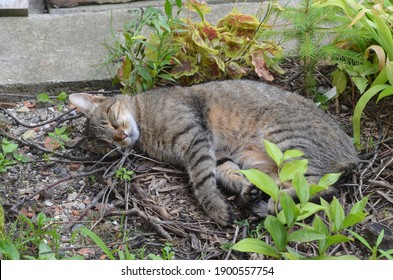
left=69, top=80, right=357, bottom=226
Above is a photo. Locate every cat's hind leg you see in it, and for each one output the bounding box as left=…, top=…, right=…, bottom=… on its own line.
left=215, top=152, right=265, bottom=205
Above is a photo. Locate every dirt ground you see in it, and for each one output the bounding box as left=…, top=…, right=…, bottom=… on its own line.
left=1, top=63, right=392, bottom=259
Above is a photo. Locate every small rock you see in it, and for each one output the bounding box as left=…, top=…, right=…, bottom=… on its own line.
left=16, top=106, right=30, bottom=113
left=63, top=202, right=77, bottom=209
left=40, top=111, right=48, bottom=121
left=22, top=129, right=37, bottom=141
left=31, top=117, right=40, bottom=124
left=43, top=200, right=53, bottom=207
left=77, top=203, right=86, bottom=210
left=67, top=192, right=78, bottom=202
left=68, top=163, right=81, bottom=171
left=42, top=124, right=51, bottom=132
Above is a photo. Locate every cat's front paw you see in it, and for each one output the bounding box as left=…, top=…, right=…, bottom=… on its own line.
left=208, top=202, right=234, bottom=227
left=240, top=184, right=265, bottom=204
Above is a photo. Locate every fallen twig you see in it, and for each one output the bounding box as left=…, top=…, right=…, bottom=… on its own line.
left=0, top=106, right=79, bottom=128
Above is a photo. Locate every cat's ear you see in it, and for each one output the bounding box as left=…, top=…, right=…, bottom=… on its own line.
left=69, top=93, right=107, bottom=116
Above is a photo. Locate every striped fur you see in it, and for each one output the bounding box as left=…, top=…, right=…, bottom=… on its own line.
left=69, top=80, right=358, bottom=226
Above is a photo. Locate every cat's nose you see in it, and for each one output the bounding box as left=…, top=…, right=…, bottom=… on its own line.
left=114, top=130, right=128, bottom=141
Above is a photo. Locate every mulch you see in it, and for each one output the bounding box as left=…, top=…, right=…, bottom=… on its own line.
left=0, top=59, right=392, bottom=260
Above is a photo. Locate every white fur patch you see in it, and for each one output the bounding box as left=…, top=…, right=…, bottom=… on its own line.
left=118, top=112, right=140, bottom=146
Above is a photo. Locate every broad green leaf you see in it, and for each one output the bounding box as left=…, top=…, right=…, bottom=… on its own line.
left=349, top=195, right=369, bottom=215
left=279, top=192, right=299, bottom=227
left=343, top=213, right=368, bottom=228
left=237, top=169, right=279, bottom=202
left=2, top=140, right=18, bottom=155
left=283, top=149, right=304, bottom=161
left=164, top=0, right=172, bottom=19
left=327, top=234, right=353, bottom=246
left=292, top=172, right=309, bottom=204
left=318, top=173, right=341, bottom=187
left=38, top=242, right=57, bottom=260
left=232, top=238, right=279, bottom=258
left=330, top=197, right=345, bottom=232
left=309, top=184, right=328, bottom=197
left=297, top=202, right=327, bottom=221
left=37, top=93, right=51, bottom=103
left=0, top=239, right=20, bottom=260
left=313, top=216, right=328, bottom=254
left=263, top=140, right=283, bottom=167
left=57, top=91, right=68, bottom=101
left=279, top=159, right=308, bottom=182
left=288, top=229, right=326, bottom=242
left=332, top=69, right=347, bottom=94
left=264, top=215, right=287, bottom=252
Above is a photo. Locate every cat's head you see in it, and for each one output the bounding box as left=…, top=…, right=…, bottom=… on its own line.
left=69, top=93, right=140, bottom=149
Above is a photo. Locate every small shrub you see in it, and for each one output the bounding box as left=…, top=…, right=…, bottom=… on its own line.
left=315, top=0, right=393, bottom=147
left=233, top=140, right=370, bottom=259
left=105, top=0, right=283, bottom=94
left=0, top=139, right=29, bottom=173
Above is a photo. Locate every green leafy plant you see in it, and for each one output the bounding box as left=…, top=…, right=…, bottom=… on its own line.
left=315, top=0, right=393, bottom=147
left=74, top=227, right=174, bottom=260
left=268, top=0, right=363, bottom=96
left=37, top=92, right=68, bottom=111
left=106, top=0, right=283, bottom=94
left=48, top=125, right=70, bottom=150
left=348, top=229, right=393, bottom=260
left=0, top=139, right=29, bottom=173
left=115, top=167, right=134, bottom=182
left=232, top=140, right=369, bottom=259
left=0, top=212, right=80, bottom=260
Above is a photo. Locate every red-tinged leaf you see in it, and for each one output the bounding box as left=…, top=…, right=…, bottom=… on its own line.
left=44, top=137, right=60, bottom=151
left=170, top=55, right=199, bottom=79
left=198, top=22, right=221, bottom=42
left=218, top=12, right=260, bottom=30
left=191, top=27, right=218, bottom=55
left=185, top=0, right=211, bottom=14
left=251, top=49, right=274, bottom=81
left=201, top=56, right=223, bottom=80
left=224, top=41, right=244, bottom=58
left=179, top=72, right=204, bottom=86
left=227, top=61, right=247, bottom=79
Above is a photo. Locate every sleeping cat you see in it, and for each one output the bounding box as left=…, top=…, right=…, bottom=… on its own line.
left=69, top=80, right=357, bottom=226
